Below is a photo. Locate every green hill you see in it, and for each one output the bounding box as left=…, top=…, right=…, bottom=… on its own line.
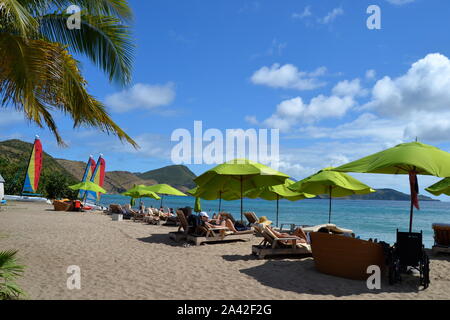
left=138, top=165, right=197, bottom=191
left=0, top=139, right=77, bottom=179
left=0, top=139, right=78, bottom=197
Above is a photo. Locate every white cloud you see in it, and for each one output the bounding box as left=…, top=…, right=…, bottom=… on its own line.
left=275, top=53, right=450, bottom=142
left=263, top=95, right=356, bottom=131
left=251, top=63, right=327, bottom=90
left=365, top=69, right=377, bottom=80
left=404, top=112, right=450, bottom=143
left=245, top=115, right=259, bottom=125
left=260, top=79, right=364, bottom=131
left=364, top=53, right=450, bottom=120
left=106, top=83, right=176, bottom=113
left=292, top=6, right=312, bottom=19
left=386, top=0, right=415, bottom=5
left=298, top=113, right=405, bottom=143
left=332, top=79, right=367, bottom=97
left=318, top=7, right=344, bottom=24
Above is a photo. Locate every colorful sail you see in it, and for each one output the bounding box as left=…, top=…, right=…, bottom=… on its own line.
left=86, top=155, right=106, bottom=202
left=22, top=136, right=43, bottom=195
left=78, top=156, right=96, bottom=199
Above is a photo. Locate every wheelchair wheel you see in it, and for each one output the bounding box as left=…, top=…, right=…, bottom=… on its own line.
left=420, top=252, right=430, bottom=289
left=389, top=258, right=401, bottom=285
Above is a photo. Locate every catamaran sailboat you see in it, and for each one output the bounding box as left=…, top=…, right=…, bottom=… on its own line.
left=4, top=136, right=50, bottom=203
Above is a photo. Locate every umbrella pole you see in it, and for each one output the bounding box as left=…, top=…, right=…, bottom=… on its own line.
left=160, top=195, right=163, bottom=208
left=409, top=170, right=417, bottom=233
left=276, top=195, right=279, bottom=228
left=219, top=191, right=222, bottom=213
left=83, top=192, right=87, bottom=206
left=409, top=198, right=414, bottom=233
left=328, top=186, right=332, bottom=224
left=240, top=176, right=243, bottom=222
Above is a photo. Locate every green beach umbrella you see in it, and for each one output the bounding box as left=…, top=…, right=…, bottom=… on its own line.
left=426, top=178, right=450, bottom=196
left=70, top=181, right=107, bottom=194
left=194, top=197, right=202, bottom=213
left=194, top=159, right=289, bottom=221
left=121, top=185, right=160, bottom=206
left=289, top=168, right=375, bottom=224
left=333, top=141, right=450, bottom=232
left=69, top=181, right=107, bottom=204
left=188, top=186, right=241, bottom=212
left=145, top=184, right=187, bottom=207
left=245, top=179, right=315, bottom=227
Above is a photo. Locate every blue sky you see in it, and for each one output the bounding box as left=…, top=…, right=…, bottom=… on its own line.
left=2, top=0, right=450, bottom=197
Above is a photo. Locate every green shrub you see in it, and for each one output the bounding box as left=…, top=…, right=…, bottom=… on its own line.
left=0, top=250, right=26, bottom=300
left=42, top=171, right=78, bottom=200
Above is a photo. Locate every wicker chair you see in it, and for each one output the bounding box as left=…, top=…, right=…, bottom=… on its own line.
left=432, top=223, right=450, bottom=254
left=53, top=200, right=71, bottom=212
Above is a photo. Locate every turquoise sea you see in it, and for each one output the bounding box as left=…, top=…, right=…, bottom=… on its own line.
left=99, top=194, right=450, bottom=249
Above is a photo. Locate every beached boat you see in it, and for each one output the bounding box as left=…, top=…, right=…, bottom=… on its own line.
left=310, top=232, right=386, bottom=280
left=4, top=195, right=51, bottom=204
left=6, top=136, right=48, bottom=203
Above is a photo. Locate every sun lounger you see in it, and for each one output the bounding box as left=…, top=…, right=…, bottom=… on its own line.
left=122, top=204, right=145, bottom=221
left=432, top=223, right=450, bottom=254
left=309, top=232, right=386, bottom=280
left=143, top=215, right=160, bottom=225
left=187, top=223, right=253, bottom=246
left=303, top=224, right=355, bottom=237
left=251, top=224, right=311, bottom=259
left=169, top=210, right=192, bottom=242
left=244, top=212, right=258, bottom=225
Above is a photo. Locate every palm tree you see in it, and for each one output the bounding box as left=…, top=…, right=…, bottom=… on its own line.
left=0, top=0, right=137, bottom=147
left=0, top=250, right=26, bottom=300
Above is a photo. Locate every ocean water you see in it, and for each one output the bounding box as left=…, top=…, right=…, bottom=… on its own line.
left=99, top=194, right=450, bottom=248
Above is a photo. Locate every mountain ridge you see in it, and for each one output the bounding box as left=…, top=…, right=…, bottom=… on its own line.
left=0, top=139, right=441, bottom=201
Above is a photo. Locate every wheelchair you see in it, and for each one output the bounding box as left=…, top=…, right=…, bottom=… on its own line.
left=388, top=230, right=430, bottom=289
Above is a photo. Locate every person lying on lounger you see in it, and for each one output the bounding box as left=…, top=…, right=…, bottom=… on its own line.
left=270, top=227, right=308, bottom=244
left=199, top=212, right=238, bottom=233
left=258, top=216, right=308, bottom=244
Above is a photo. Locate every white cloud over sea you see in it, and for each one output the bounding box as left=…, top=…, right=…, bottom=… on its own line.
left=246, top=53, right=450, bottom=194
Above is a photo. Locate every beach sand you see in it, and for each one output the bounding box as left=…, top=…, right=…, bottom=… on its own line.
left=0, top=201, right=449, bottom=300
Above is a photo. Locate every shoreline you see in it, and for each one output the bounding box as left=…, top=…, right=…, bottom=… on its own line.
left=0, top=201, right=449, bottom=300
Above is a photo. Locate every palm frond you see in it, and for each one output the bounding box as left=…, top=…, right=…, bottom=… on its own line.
left=39, top=12, right=134, bottom=85
left=16, top=0, right=133, bottom=20
left=0, top=33, right=138, bottom=147
left=0, top=0, right=38, bottom=35
left=75, top=0, right=133, bottom=21
left=0, top=250, right=26, bottom=300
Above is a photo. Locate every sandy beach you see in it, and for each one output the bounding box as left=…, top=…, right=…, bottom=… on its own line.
left=0, top=201, right=449, bottom=300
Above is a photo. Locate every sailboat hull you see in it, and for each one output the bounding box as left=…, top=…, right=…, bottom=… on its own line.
left=4, top=195, right=51, bottom=204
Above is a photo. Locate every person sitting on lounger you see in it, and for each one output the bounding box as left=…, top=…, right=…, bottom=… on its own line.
left=139, top=201, right=145, bottom=214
